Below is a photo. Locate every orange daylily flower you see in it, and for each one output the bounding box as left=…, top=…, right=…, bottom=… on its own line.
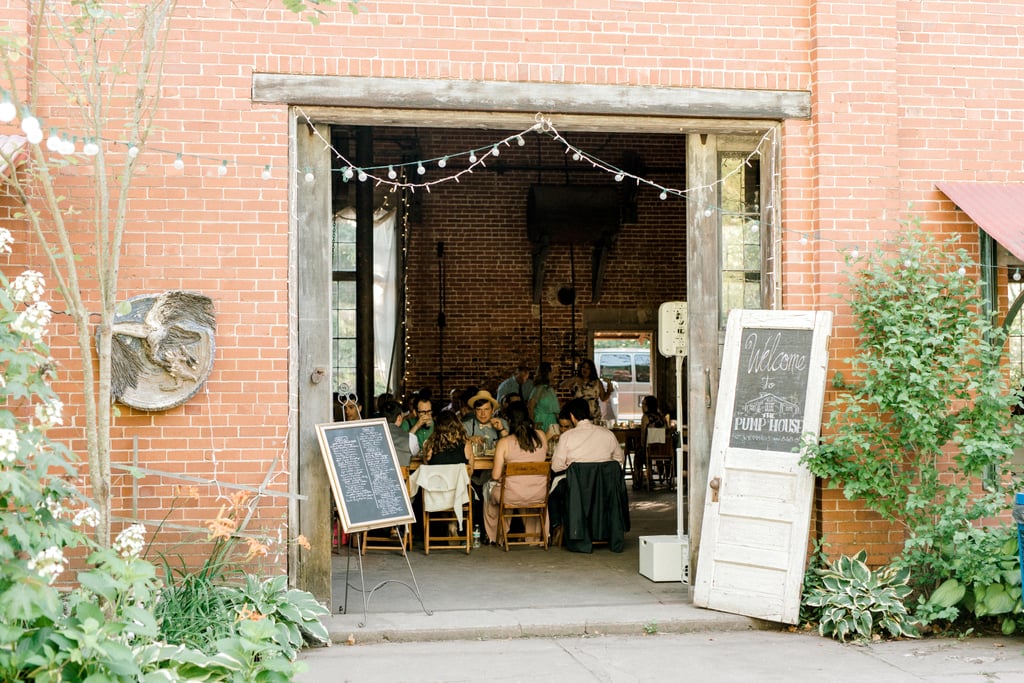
left=245, top=537, right=269, bottom=558
left=236, top=605, right=265, bottom=622
left=206, top=505, right=238, bottom=540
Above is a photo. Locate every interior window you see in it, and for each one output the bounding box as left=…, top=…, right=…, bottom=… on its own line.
left=718, top=150, right=762, bottom=325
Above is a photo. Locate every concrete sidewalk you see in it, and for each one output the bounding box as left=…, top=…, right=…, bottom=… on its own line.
left=298, top=629, right=1024, bottom=683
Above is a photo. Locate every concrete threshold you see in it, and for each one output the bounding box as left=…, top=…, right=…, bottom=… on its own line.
left=324, top=599, right=776, bottom=645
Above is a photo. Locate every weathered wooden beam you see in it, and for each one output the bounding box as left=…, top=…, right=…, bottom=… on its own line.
left=253, top=75, right=810, bottom=126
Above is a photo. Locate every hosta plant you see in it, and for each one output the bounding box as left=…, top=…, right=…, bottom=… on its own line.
left=802, top=551, right=919, bottom=642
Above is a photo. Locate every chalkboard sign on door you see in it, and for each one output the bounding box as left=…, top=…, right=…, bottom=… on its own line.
left=729, top=327, right=814, bottom=453
left=315, top=418, right=416, bottom=534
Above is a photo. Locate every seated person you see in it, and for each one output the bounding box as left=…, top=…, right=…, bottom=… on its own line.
left=550, top=398, right=624, bottom=474
left=483, top=402, right=548, bottom=545
left=635, top=395, right=667, bottom=490
left=462, top=390, right=508, bottom=453
left=380, top=400, right=419, bottom=467
left=548, top=398, right=623, bottom=534
left=402, top=393, right=435, bottom=450
left=422, top=410, right=475, bottom=470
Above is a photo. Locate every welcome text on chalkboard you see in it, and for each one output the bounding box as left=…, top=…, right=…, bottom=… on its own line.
left=729, top=327, right=813, bottom=453
left=315, top=418, right=416, bottom=534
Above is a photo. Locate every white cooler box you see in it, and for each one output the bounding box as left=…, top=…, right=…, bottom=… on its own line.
left=639, top=535, right=689, bottom=583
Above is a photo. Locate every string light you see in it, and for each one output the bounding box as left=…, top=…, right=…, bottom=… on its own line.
left=83, top=139, right=99, bottom=156
left=438, top=156, right=448, bottom=168
left=45, top=129, right=60, bottom=152
left=304, top=168, right=314, bottom=183
left=492, top=144, right=501, bottom=157
left=217, top=159, right=228, bottom=176
left=0, top=95, right=14, bottom=123
left=387, top=165, right=397, bottom=179
left=261, top=164, right=271, bottom=180
left=172, top=152, right=184, bottom=170
left=416, top=163, right=426, bottom=175
left=127, top=143, right=139, bottom=159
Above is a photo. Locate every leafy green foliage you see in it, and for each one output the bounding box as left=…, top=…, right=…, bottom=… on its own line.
left=802, top=551, right=920, bottom=642
left=916, top=529, right=1023, bottom=635
left=0, top=235, right=327, bottom=680
left=801, top=225, right=1024, bottom=589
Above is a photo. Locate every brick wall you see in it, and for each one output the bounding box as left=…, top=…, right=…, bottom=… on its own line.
left=2, top=0, right=1023, bottom=571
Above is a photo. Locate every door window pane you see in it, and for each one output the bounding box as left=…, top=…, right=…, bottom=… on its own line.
left=719, top=151, right=762, bottom=324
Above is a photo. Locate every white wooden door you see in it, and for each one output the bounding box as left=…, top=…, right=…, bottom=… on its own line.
left=692, top=309, right=832, bottom=624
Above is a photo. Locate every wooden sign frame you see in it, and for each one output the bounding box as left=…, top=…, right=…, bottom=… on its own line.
left=315, top=418, right=416, bottom=534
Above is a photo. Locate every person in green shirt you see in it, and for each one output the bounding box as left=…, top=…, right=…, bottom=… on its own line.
left=528, top=361, right=560, bottom=434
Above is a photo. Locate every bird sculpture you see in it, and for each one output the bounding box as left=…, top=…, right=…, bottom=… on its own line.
left=110, top=291, right=216, bottom=402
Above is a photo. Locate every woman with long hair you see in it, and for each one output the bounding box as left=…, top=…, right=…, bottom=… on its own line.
left=560, top=358, right=611, bottom=422
left=483, top=402, right=548, bottom=544
left=423, top=409, right=475, bottom=470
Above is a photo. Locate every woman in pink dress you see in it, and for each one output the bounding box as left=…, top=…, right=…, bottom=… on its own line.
left=483, top=402, right=549, bottom=545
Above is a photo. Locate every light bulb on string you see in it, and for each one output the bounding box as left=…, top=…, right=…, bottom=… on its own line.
left=851, top=248, right=860, bottom=259
left=468, top=151, right=477, bottom=163
left=572, top=151, right=581, bottom=161
left=957, top=266, right=966, bottom=277
left=703, top=208, right=713, bottom=217
left=659, top=190, right=668, bottom=200
left=59, top=135, right=75, bottom=156
left=438, top=156, right=448, bottom=169
left=25, top=125, right=42, bottom=145
left=46, top=129, right=60, bottom=152
left=217, top=160, right=228, bottom=176
left=127, top=143, right=139, bottom=159
left=20, top=113, right=40, bottom=137
left=342, top=166, right=354, bottom=182
left=0, top=96, right=15, bottom=123
left=1013, top=268, right=1021, bottom=282
left=416, top=163, right=426, bottom=175
left=614, top=173, right=624, bottom=182
left=491, top=145, right=500, bottom=157
left=799, top=233, right=808, bottom=245
left=515, top=135, right=525, bottom=146
left=387, top=165, right=397, bottom=180
left=304, top=168, right=315, bottom=183
left=83, top=139, right=99, bottom=156
left=357, top=169, right=367, bottom=182
left=172, top=152, right=184, bottom=170
left=261, top=164, right=271, bottom=180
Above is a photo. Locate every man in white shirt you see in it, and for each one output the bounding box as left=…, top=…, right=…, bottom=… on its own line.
left=550, top=398, right=624, bottom=473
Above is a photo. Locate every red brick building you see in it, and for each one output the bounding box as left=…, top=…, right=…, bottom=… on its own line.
left=2, top=1, right=1022, bottom=605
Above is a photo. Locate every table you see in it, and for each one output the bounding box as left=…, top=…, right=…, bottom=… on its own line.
left=408, top=454, right=494, bottom=472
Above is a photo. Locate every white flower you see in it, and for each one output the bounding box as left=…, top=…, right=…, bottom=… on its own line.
left=41, top=497, right=64, bottom=519
left=34, top=396, right=63, bottom=427
left=72, top=507, right=100, bottom=528
left=27, top=546, right=67, bottom=585
left=0, top=428, right=18, bottom=463
left=11, top=270, right=45, bottom=303
left=0, top=228, right=13, bottom=254
left=113, top=523, right=146, bottom=559
left=11, top=301, right=53, bottom=343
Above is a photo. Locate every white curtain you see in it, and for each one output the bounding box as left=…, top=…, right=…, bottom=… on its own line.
left=372, top=209, right=398, bottom=393
left=335, top=207, right=399, bottom=396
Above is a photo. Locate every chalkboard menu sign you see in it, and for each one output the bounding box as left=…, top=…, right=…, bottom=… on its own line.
left=728, top=327, right=813, bottom=453
left=315, top=418, right=416, bottom=533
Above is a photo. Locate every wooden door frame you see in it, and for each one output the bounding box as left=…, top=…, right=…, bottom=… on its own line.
left=273, top=75, right=807, bottom=603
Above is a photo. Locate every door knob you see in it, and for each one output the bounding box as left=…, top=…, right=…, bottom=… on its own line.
left=709, top=476, right=721, bottom=502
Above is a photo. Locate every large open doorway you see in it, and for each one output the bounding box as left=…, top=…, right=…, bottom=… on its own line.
left=270, top=74, right=799, bottom=603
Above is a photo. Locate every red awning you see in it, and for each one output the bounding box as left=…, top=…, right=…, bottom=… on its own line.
left=937, top=182, right=1024, bottom=262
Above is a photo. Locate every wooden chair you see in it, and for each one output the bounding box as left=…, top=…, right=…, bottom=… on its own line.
left=410, top=463, right=473, bottom=554
left=496, top=460, right=550, bottom=551
left=360, top=466, right=413, bottom=554
left=645, top=426, right=676, bottom=491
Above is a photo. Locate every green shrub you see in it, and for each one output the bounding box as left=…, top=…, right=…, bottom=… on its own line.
left=916, top=528, right=1023, bottom=635
left=802, top=551, right=919, bottom=642
left=801, top=226, right=1023, bottom=591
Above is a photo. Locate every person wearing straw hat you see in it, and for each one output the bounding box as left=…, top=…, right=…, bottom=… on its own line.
left=461, top=389, right=508, bottom=454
